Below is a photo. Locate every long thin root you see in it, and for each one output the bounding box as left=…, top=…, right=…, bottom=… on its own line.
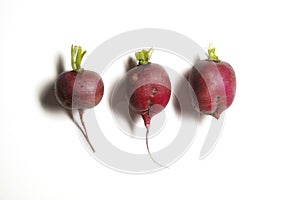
left=78, top=109, right=95, bottom=152
left=146, top=126, right=168, bottom=168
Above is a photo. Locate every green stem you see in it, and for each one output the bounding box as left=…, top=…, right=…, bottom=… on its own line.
left=71, top=45, right=87, bottom=72
left=135, top=48, right=153, bottom=65
left=207, top=44, right=220, bottom=62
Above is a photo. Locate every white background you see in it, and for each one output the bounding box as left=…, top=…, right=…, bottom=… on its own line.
left=1, top=0, right=300, bottom=199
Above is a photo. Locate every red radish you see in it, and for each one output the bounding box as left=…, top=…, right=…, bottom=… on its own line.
left=125, top=48, right=171, bottom=166
left=189, top=45, right=236, bottom=119
left=55, top=45, right=104, bottom=152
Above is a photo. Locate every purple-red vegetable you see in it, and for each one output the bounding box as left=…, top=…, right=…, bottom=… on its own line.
left=55, top=45, right=104, bottom=152
left=125, top=48, right=171, bottom=166
left=189, top=45, right=236, bottom=119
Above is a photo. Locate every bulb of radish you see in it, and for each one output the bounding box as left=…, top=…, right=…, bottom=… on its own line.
left=189, top=45, right=236, bottom=119
left=54, top=45, right=104, bottom=152
left=125, top=48, right=171, bottom=166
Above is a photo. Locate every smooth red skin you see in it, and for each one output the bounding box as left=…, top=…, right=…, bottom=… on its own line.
left=189, top=60, right=236, bottom=119
left=55, top=70, right=104, bottom=110
left=125, top=63, right=171, bottom=127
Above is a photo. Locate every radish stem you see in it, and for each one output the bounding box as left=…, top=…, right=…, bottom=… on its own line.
left=207, top=44, right=220, bottom=62
left=135, top=48, right=153, bottom=65
left=71, top=45, right=86, bottom=72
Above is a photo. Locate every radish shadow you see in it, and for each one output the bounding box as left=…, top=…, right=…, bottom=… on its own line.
left=172, top=67, right=206, bottom=123
left=109, top=57, right=140, bottom=133
left=39, top=55, right=72, bottom=120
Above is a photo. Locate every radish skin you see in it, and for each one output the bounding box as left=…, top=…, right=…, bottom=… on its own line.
left=125, top=49, right=171, bottom=166
left=55, top=45, right=104, bottom=152
left=189, top=45, right=236, bottom=119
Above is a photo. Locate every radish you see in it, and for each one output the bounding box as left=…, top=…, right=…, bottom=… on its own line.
left=125, top=48, right=171, bottom=166
left=189, top=45, right=236, bottom=119
left=55, top=45, right=104, bottom=152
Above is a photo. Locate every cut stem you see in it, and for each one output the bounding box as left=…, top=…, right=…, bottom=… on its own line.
left=135, top=48, right=153, bottom=65
left=71, top=45, right=87, bottom=72
left=207, top=44, right=220, bottom=62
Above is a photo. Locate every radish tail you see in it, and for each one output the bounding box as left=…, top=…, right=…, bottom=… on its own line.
left=78, top=109, right=95, bottom=152
left=146, top=126, right=167, bottom=168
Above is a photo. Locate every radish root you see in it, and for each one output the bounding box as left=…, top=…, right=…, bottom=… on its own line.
left=146, top=126, right=168, bottom=168
left=78, top=109, right=95, bottom=152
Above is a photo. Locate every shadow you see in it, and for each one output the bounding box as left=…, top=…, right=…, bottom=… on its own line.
left=128, top=104, right=140, bottom=131
left=39, top=55, right=73, bottom=120
left=172, top=95, right=181, bottom=115
left=110, top=57, right=139, bottom=132
left=172, top=70, right=190, bottom=115
left=172, top=67, right=206, bottom=123
left=108, top=56, right=137, bottom=109
left=193, top=55, right=202, bottom=65
left=125, top=56, right=137, bottom=72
